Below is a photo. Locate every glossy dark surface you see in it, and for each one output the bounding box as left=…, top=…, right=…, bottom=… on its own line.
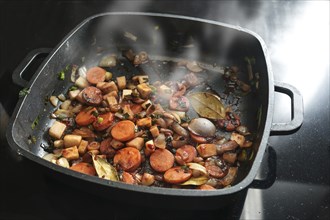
left=0, top=1, right=329, bottom=219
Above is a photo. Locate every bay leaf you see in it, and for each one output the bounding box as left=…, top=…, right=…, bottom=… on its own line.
left=92, top=154, right=119, bottom=181
left=181, top=176, right=209, bottom=186
left=188, top=92, right=226, bottom=119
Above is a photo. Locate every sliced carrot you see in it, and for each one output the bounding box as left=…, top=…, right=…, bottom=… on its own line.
left=150, top=149, right=174, bottom=172
left=190, top=132, right=207, bottom=144
left=113, top=147, right=141, bottom=172
left=122, top=171, right=136, bottom=184
left=175, top=145, right=197, bottom=164
left=86, top=66, right=106, bottom=84
left=130, top=104, right=143, bottom=114
left=75, top=107, right=97, bottom=126
left=198, top=184, right=216, bottom=190
left=93, top=112, right=114, bottom=131
left=70, top=162, right=96, bottom=176
left=163, top=166, right=192, bottom=184
left=111, top=120, right=135, bottom=142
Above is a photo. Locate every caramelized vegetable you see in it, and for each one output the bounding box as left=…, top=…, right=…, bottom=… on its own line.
left=111, top=120, right=136, bottom=142
left=86, top=66, right=106, bottom=84
left=43, top=51, right=255, bottom=190
left=75, top=107, right=97, bottom=126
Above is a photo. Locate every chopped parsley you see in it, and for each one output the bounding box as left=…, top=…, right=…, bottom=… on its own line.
left=91, top=110, right=99, bottom=117
left=31, top=115, right=40, bottom=130
left=58, top=71, right=65, bottom=80
left=69, top=85, right=78, bottom=91
left=19, top=87, right=30, bottom=98
left=97, top=117, right=104, bottom=123
left=57, top=65, right=70, bottom=80
left=27, top=135, right=37, bottom=144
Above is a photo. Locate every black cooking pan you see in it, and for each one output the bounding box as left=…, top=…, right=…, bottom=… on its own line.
left=6, top=12, right=303, bottom=209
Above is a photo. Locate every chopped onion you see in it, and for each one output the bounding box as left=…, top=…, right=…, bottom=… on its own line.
left=187, top=163, right=207, bottom=176
left=43, top=153, right=56, bottom=162
left=56, top=157, right=70, bottom=168
left=99, top=55, right=117, bottom=67
left=49, top=96, right=59, bottom=107
left=78, top=66, right=87, bottom=78
left=70, top=64, right=79, bottom=82
left=57, top=93, right=66, bottom=102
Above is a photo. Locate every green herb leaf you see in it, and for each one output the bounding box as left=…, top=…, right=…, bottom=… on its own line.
left=58, top=71, right=65, bottom=80
left=97, top=117, right=104, bottom=123
left=31, top=115, right=40, bottom=130
left=69, top=86, right=78, bottom=91
left=19, top=87, right=30, bottom=98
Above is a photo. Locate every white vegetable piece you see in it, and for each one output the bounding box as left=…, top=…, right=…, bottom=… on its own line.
left=49, top=121, right=66, bottom=139
left=56, top=157, right=70, bottom=168
left=122, top=89, right=132, bottom=99
left=60, top=100, right=71, bottom=110
left=126, top=137, right=144, bottom=150
left=78, top=66, right=87, bottom=78
left=106, top=96, right=118, bottom=107
left=75, top=76, right=89, bottom=88
left=43, top=153, right=57, bottom=162
left=230, top=132, right=245, bottom=147
left=68, top=89, right=80, bottom=100
left=54, top=140, right=64, bottom=148
left=62, top=146, right=79, bottom=160
left=116, top=76, right=126, bottom=90
left=63, top=134, right=82, bottom=148
left=137, top=83, right=152, bottom=99
left=49, top=96, right=59, bottom=107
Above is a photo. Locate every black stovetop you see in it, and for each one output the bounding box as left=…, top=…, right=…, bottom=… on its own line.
left=0, top=1, right=329, bottom=219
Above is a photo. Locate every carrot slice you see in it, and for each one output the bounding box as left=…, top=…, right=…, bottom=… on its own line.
left=130, top=104, right=143, bottom=114
left=163, top=166, right=192, bottom=184
left=150, top=149, right=174, bottom=172
left=75, top=107, right=97, bottom=126
left=113, top=147, right=141, bottom=172
left=111, top=120, right=135, bottom=142
left=86, top=67, right=106, bottom=84
left=93, top=112, right=114, bottom=131
left=122, top=171, right=136, bottom=184
left=175, top=145, right=197, bottom=164
left=70, top=162, right=96, bottom=176
left=198, top=184, right=216, bottom=190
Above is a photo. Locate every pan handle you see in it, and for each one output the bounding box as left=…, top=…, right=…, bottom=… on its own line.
left=270, top=81, right=304, bottom=134
left=249, top=146, right=276, bottom=189
left=12, top=48, right=52, bottom=87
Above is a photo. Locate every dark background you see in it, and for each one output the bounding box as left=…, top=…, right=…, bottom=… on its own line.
left=0, top=1, right=329, bottom=219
